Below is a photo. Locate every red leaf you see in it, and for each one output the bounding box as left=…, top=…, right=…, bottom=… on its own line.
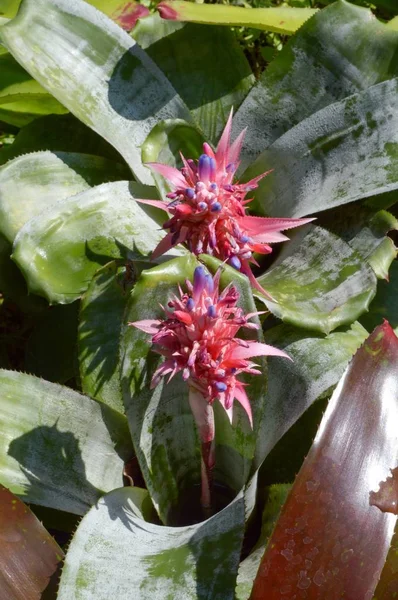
left=251, top=321, right=398, bottom=600
left=0, top=485, right=64, bottom=600
left=111, top=2, right=150, bottom=31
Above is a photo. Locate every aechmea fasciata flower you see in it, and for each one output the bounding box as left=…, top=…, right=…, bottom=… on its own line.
left=139, top=110, right=314, bottom=297
left=131, top=265, right=290, bottom=511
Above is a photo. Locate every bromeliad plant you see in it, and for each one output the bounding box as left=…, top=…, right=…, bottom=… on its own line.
left=0, top=0, right=398, bottom=598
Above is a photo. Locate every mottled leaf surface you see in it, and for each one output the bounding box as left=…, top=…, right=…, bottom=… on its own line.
left=0, top=0, right=191, bottom=184
left=256, top=225, right=377, bottom=334
left=0, top=150, right=129, bottom=243
left=0, top=370, right=133, bottom=515
left=133, top=13, right=254, bottom=142
left=12, top=181, right=166, bottom=304
left=58, top=486, right=245, bottom=600
left=360, top=260, right=398, bottom=335
left=246, top=78, right=398, bottom=218
left=0, top=485, right=64, bottom=600
left=251, top=322, right=398, bottom=600
left=235, top=1, right=398, bottom=168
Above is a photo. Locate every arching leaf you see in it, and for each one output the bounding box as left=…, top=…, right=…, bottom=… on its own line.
left=0, top=0, right=192, bottom=184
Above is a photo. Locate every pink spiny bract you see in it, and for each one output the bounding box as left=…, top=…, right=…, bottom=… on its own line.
left=131, top=266, right=289, bottom=426
left=140, top=110, right=314, bottom=296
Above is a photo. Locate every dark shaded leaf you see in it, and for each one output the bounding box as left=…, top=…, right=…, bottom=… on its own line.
left=360, top=260, right=398, bottom=335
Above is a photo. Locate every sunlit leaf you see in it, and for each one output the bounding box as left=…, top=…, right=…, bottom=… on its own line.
left=0, top=369, right=133, bottom=515
left=235, top=1, right=398, bottom=169
left=0, top=485, right=64, bottom=600
left=157, top=1, right=316, bottom=35
left=256, top=225, right=377, bottom=334
left=133, top=13, right=254, bottom=142
left=58, top=486, right=245, bottom=600
left=0, top=0, right=192, bottom=184
left=0, top=150, right=129, bottom=243
left=251, top=322, right=398, bottom=599
left=12, top=181, right=167, bottom=304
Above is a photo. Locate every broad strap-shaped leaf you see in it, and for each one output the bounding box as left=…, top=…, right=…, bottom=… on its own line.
left=318, top=203, right=398, bottom=280
left=12, top=181, right=167, bottom=304
left=58, top=486, right=245, bottom=600
left=0, top=0, right=192, bottom=184
left=0, top=485, right=64, bottom=600
left=0, top=113, right=126, bottom=166
left=25, top=302, right=79, bottom=384
left=360, top=260, right=398, bottom=335
left=133, top=13, right=254, bottom=142
left=0, top=369, right=133, bottom=515
left=234, top=0, right=398, bottom=168
left=141, top=118, right=204, bottom=200
left=0, top=48, right=68, bottom=127
left=373, top=522, right=398, bottom=599
left=157, top=1, right=316, bottom=35
left=121, top=255, right=267, bottom=523
left=245, top=77, right=398, bottom=218
left=79, top=261, right=142, bottom=413
left=252, top=320, right=368, bottom=471
left=256, top=225, right=377, bottom=334
left=0, top=150, right=129, bottom=243
left=236, top=484, right=291, bottom=600
left=251, top=322, right=398, bottom=600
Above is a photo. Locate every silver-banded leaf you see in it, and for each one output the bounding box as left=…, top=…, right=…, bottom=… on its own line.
left=0, top=0, right=192, bottom=184
left=0, top=370, right=133, bottom=515
left=133, top=13, right=254, bottom=142
left=234, top=0, right=398, bottom=168
left=12, top=181, right=167, bottom=304
left=79, top=261, right=141, bottom=414
left=319, top=204, right=398, bottom=280
left=0, top=48, right=68, bottom=127
left=246, top=77, right=398, bottom=218
left=236, top=484, right=291, bottom=600
left=121, top=255, right=266, bottom=523
left=256, top=225, right=377, bottom=334
left=58, top=486, right=245, bottom=600
left=0, top=150, right=129, bottom=243
left=253, top=320, right=368, bottom=470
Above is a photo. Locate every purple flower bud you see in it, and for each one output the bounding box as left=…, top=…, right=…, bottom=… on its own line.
left=229, top=256, right=242, bottom=270
left=205, top=274, right=214, bottom=294
left=240, top=235, right=250, bottom=243
left=197, top=202, right=208, bottom=211
left=207, top=305, right=216, bottom=318
left=211, top=202, right=222, bottom=212
left=215, top=381, right=227, bottom=392
left=185, top=188, right=195, bottom=200
left=186, top=298, right=195, bottom=311
left=198, top=154, right=211, bottom=182
left=193, top=266, right=207, bottom=300
left=209, top=157, right=216, bottom=179
left=210, top=183, right=218, bottom=192
left=226, top=163, right=235, bottom=173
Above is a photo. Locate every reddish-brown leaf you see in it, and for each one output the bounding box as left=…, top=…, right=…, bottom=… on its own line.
left=0, top=485, right=64, bottom=600
left=251, top=321, right=398, bottom=600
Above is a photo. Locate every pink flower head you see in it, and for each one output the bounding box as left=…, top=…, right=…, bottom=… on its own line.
left=140, top=110, right=314, bottom=296
left=131, top=265, right=290, bottom=426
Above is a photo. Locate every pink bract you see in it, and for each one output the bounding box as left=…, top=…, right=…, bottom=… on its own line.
left=131, top=266, right=290, bottom=426
left=140, top=110, right=314, bottom=296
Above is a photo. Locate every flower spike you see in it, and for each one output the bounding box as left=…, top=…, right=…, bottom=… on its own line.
left=142, top=110, right=314, bottom=295
left=131, top=266, right=290, bottom=512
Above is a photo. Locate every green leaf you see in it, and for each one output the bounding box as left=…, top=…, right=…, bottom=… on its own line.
left=236, top=484, right=291, bottom=600
left=235, top=0, right=398, bottom=168
left=256, top=225, right=377, bottom=334
left=0, top=113, right=127, bottom=166
left=157, top=1, right=317, bottom=35
left=0, top=150, right=130, bottom=243
left=0, top=369, right=133, bottom=515
left=121, top=255, right=267, bottom=523
left=253, top=320, right=368, bottom=470
left=245, top=78, right=398, bottom=218
left=12, top=181, right=168, bottom=304
left=0, top=49, right=68, bottom=127
left=0, top=0, right=192, bottom=184
left=319, top=204, right=398, bottom=280
left=360, top=260, right=398, bottom=336
left=388, top=16, right=398, bottom=31
left=0, top=485, right=64, bottom=600
left=25, top=302, right=79, bottom=384
left=58, top=486, right=245, bottom=600
left=142, top=118, right=204, bottom=199
left=133, top=13, right=255, bottom=142
left=79, top=261, right=141, bottom=414
left=250, top=322, right=398, bottom=599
